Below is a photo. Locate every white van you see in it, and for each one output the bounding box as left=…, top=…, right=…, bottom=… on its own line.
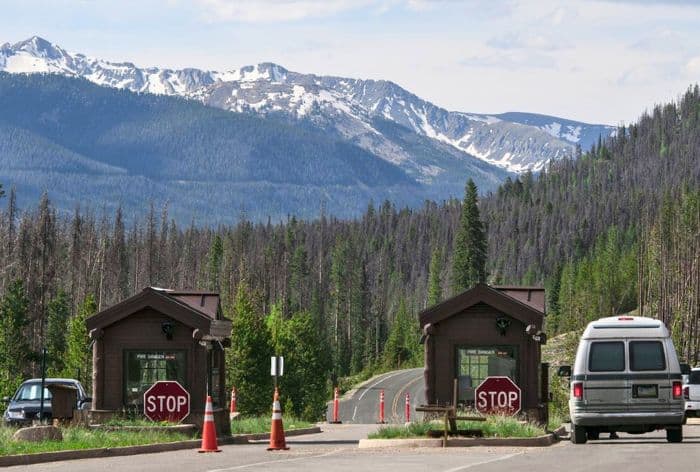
left=559, top=316, right=685, bottom=443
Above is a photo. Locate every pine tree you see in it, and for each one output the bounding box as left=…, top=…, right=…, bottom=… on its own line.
left=383, top=299, right=419, bottom=369
left=46, top=290, right=70, bottom=376
left=452, top=179, right=487, bottom=293
left=207, top=235, right=223, bottom=291
left=225, top=283, right=272, bottom=415
left=427, top=248, right=443, bottom=306
left=0, top=279, right=30, bottom=398
left=64, top=294, right=96, bottom=385
left=275, top=310, right=330, bottom=421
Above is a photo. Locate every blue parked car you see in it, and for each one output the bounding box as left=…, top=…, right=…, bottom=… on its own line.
left=2, top=378, right=92, bottom=426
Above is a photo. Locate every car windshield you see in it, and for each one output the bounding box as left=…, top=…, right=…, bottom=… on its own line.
left=690, top=371, right=700, bottom=384
left=15, top=384, right=52, bottom=401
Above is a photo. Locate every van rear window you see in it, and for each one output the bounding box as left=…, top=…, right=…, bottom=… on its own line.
left=629, top=341, right=665, bottom=371
left=589, top=342, right=624, bottom=372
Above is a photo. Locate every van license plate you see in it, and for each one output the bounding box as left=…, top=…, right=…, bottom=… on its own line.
left=634, top=385, right=658, bottom=398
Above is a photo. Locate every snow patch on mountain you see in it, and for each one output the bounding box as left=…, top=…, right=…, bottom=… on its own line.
left=0, top=36, right=616, bottom=175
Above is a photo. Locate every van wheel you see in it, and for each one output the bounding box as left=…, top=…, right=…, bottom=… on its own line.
left=587, top=430, right=599, bottom=440
left=666, top=427, right=682, bottom=443
left=571, top=425, right=587, bottom=444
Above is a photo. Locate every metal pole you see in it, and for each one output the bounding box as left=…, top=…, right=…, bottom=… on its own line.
left=39, top=347, right=47, bottom=424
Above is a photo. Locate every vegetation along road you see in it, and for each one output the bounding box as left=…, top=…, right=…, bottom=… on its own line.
left=326, top=368, right=426, bottom=424
left=6, top=425, right=700, bottom=472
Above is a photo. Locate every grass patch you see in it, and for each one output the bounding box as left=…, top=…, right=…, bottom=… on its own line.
left=101, top=417, right=175, bottom=427
left=459, top=416, right=545, bottom=438
left=230, top=416, right=312, bottom=435
left=367, top=415, right=546, bottom=440
left=547, top=411, right=566, bottom=431
left=0, top=425, right=195, bottom=456
left=368, top=422, right=434, bottom=439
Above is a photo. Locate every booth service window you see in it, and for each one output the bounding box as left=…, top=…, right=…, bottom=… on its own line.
left=124, top=351, right=186, bottom=406
left=456, top=346, right=517, bottom=402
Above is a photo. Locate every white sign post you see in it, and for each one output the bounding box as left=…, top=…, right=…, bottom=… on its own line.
left=271, top=356, right=284, bottom=388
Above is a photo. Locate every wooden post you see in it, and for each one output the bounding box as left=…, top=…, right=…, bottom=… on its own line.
left=452, top=378, right=458, bottom=408
left=443, top=411, right=448, bottom=447
left=90, top=329, right=104, bottom=410
left=541, top=362, right=550, bottom=427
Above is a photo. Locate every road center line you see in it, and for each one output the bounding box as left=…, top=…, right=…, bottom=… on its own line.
left=357, top=370, right=406, bottom=402
left=206, top=449, right=341, bottom=472
left=441, top=452, right=524, bottom=472
left=392, top=373, right=423, bottom=419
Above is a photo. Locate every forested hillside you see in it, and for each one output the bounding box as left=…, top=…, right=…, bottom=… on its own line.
left=482, top=86, right=699, bottom=360
left=0, top=86, right=697, bottom=415
left=0, top=72, right=508, bottom=223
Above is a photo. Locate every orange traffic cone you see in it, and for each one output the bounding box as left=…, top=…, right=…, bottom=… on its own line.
left=267, top=387, right=289, bottom=451
left=199, top=395, right=221, bottom=453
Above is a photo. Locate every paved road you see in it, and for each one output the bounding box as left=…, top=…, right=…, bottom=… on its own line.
left=326, top=368, right=426, bottom=424
left=8, top=424, right=700, bottom=472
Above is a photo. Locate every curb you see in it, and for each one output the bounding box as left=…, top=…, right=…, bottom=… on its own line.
left=358, top=432, right=558, bottom=449
left=237, top=426, right=322, bottom=441
left=551, top=425, right=568, bottom=440
left=359, top=438, right=443, bottom=448
left=0, top=426, right=321, bottom=467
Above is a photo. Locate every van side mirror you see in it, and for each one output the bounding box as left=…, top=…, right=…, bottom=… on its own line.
left=680, top=363, right=691, bottom=376
left=557, top=365, right=571, bottom=377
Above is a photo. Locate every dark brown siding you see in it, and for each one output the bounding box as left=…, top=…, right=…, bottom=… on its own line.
left=428, top=302, right=541, bottom=411
left=100, top=308, right=212, bottom=412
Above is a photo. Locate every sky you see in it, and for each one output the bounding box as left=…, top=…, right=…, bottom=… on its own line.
left=2, top=0, right=699, bottom=125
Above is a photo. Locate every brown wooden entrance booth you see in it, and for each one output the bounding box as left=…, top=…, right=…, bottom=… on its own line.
left=86, top=287, right=232, bottom=435
left=420, top=283, right=548, bottom=423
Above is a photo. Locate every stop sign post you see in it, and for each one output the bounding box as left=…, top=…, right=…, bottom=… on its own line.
left=475, top=376, right=521, bottom=415
left=144, top=381, right=191, bottom=423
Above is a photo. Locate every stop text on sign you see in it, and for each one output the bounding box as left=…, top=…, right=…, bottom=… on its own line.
left=474, top=376, right=521, bottom=415
left=476, top=391, right=519, bottom=410
left=143, top=381, right=190, bottom=423
left=145, top=395, right=188, bottom=413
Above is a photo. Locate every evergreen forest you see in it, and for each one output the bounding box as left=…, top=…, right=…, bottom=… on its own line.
left=0, top=86, right=698, bottom=419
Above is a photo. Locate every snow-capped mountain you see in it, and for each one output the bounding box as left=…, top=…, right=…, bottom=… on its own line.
left=0, top=36, right=615, bottom=175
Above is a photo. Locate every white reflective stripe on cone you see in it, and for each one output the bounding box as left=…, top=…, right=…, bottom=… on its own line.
left=204, top=414, right=215, bottom=422
left=272, top=412, right=282, bottom=420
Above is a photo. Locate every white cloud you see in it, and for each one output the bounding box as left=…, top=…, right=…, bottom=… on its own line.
left=487, top=31, right=567, bottom=51
left=685, top=56, right=700, bottom=76
left=461, top=51, right=557, bottom=70
left=195, top=0, right=375, bottom=22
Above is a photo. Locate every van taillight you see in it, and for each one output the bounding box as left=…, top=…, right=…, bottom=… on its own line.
left=573, top=382, right=583, bottom=399
left=684, top=386, right=690, bottom=400
left=672, top=381, right=682, bottom=399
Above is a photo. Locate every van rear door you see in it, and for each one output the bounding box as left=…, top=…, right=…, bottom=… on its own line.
left=627, top=340, right=672, bottom=413
left=584, top=341, right=628, bottom=411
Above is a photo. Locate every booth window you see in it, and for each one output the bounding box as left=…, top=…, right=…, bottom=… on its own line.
left=124, top=351, right=187, bottom=407
left=456, top=346, right=517, bottom=403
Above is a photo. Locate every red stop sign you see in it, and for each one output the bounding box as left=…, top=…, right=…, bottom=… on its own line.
left=475, top=376, right=521, bottom=415
left=143, top=381, right=190, bottom=422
